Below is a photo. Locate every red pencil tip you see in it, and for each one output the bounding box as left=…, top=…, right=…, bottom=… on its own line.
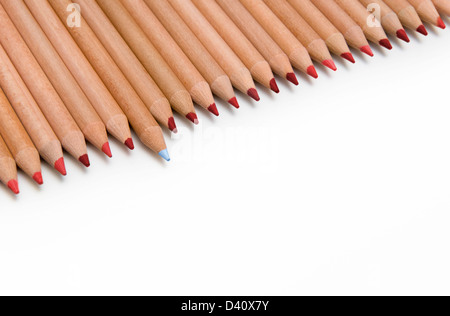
left=286, top=72, right=299, bottom=85
left=208, top=103, right=219, bottom=116
left=396, top=29, right=410, bottom=42
left=125, top=138, right=134, bottom=150
left=322, top=59, right=337, bottom=71
left=270, top=78, right=280, bottom=93
left=247, top=88, right=260, bottom=101
left=7, top=179, right=19, bottom=195
left=79, top=154, right=90, bottom=167
left=228, top=97, right=240, bottom=109
left=102, top=142, right=112, bottom=158
left=379, top=39, right=393, bottom=50
left=168, top=117, right=177, bottom=133
left=54, top=157, right=67, bottom=176
left=360, top=45, right=374, bottom=57
left=307, top=65, right=318, bottom=79
left=341, top=52, right=355, bottom=64
left=416, top=24, right=428, bottom=36
left=33, top=172, right=43, bottom=185
left=437, top=17, right=446, bottom=29
left=186, top=112, right=199, bottom=125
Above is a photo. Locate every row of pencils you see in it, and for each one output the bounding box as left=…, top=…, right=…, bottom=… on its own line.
left=0, top=0, right=448, bottom=195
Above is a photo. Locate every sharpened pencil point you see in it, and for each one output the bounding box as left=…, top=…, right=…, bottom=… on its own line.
left=270, top=78, right=280, bottom=93
left=341, top=52, right=355, bottom=64
left=228, top=97, right=240, bottom=109
left=168, top=117, right=177, bottom=133
left=208, top=103, right=219, bottom=116
left=125, top=138, right=135, bottom=150
left=79, top=154, right=90, bottom=167
left=102, top=142, right=112, bottom=158
left=307, top=65, right=318, bottom=79
left=186, top=112, right=199, bottom=125
left=322, top=59, right=337, bottom=71
left=54, top=157, right=67, bottom=176
left=7, top=179, right=19, bottom=195
left=286, top=72, right=299, bottom=85
left=33, top=172, right=43, bottom=185
left=379, top=39, right=393, bottom=50
left=437, top=17, right=446, bottom=29
left=396, top=29, right=410, bottom=42
left=360, top=45, right=374, bottom=57
left=247, top=88, right=260, bottom=101
left=417, top=25, right=428, bottom=36
left=159, top=149, right=170, bottom=162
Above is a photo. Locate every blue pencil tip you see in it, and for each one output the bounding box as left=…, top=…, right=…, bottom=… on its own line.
left=159, top=149, right=170, bottom=161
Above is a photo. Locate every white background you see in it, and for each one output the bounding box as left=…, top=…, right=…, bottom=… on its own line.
left=1, top=17, right=450, bottom=296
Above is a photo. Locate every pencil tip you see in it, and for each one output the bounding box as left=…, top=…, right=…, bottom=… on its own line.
left=168, top=117, right=177, bottom=133
left=33, top=172, right=43, bottom=185
left=186, top=112, right=199, bottom=125
left=208, top=103, right=219, bottom=116
left=322, top=59, right=337, bottom=71
left=247, top=88, right=260, bottom=101
left=286, top=72, right=299, bottom=85
left=379, top=39, right=393, bottom=50
left=79, top=154, right=90, bottom=167
left=228, top=97, right=240, bottom=109
left=54, top=157, right=67, bottom=176
left=396, top=29, right=410, bottom=42
left=416, top=24, right=428, bottom=36
left=360, top=45, right=374, bottom=57
left=7, top=179, right=19, bottom=195
left=437, top=17, right=446, bottom=29
left=125, top=138, right=135, bottom=150
left=341, top=52, right=355, bottom=64
left=270, top=78, right=280, bottom=93
left=307, top=65, right=318, bottom=79
left=159, top=149, right=170, bottom=162
left=102, top=142, right=112, bottom=158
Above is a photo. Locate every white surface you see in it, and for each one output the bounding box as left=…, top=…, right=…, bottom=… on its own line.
left=1, top=22, right=450, bottom=296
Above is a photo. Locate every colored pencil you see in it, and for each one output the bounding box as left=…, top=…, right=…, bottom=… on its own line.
left=359, top=0, right=410, bottom=42
left=48, top=0, right=170, bottom=161
left=74, top=0, right=179, bottom=131
left=192, top=0, right=276, bottom=91
left=310, top=0, right=373, bottom=56
left=25, top=0, right=134, bottom=149
left=0, top=44, right=66, bottom=176
left=168, top=0, right=258, bottom=100
left=139, top=0, right=220, bottom=113
left=1, top=0, right=111, bottom=157
left=216, top=0, right=298, bottom=85
left=0, top=3, right=89, bottom=167
left=263, top=0, right=339, bottom=70
left=334, top=0, right=393, bottom=50
left=408, top=0, right=446, bottom=28
left=0, top=88, right=42, bottom=185
left=286, top=0, right=356, bottom=62
left=238, top=0, right=318, bottom=77
left=383, top=0, right=428, bottom=35
left=0, top=134, right=19, bottom=194
left=433, top=0, right=450, bottom=16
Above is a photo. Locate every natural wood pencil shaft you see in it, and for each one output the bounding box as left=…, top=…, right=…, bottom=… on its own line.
left=310, top=0, right=370, bottom=50
left=216, top=0, right=294, bottom=80
left=0, top=87, right=41, bottom=180
left=25, top=0, right=131, bottom=146
left=0, top=134, right=18, bottom=189
left=0, top=43, right=63, bottom=169
left=192, top=0, right=275, bottom=90
left=433, top=0, right=450, bottom=15
left=359, top=0, right=405, bottom=37
left=168, top=0, right=255, bottom=97
left=408, top=0, right=443, bottom=26
left=48, top=0, right=167, bottom=155
left=141, top=0, right=219, bottom=108
left=0, top=0, right=108, bottom=153
left=0, top=3, right=87, bottom=162
left=286, top=0, right=352, bottom=58
left=75, top=0, right=175, bottom=132
left=383, top=0, right=425, bottom=31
